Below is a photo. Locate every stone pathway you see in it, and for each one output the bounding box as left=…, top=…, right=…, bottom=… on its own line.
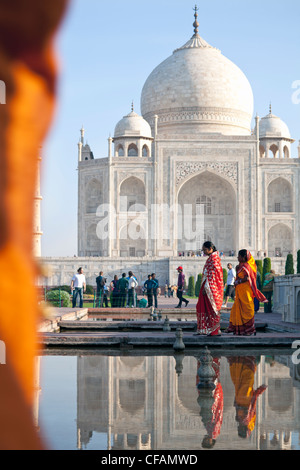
left=38, top=302, right=300, bottom=349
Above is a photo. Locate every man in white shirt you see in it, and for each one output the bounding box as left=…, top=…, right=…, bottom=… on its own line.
left=71, top=267, right=86, bottom=308
left=127, top=271, right=138, bottom=307
left=224, top=263, right=236, bottom=308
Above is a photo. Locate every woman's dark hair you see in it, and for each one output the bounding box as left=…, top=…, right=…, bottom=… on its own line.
left=238, top=249, right=248, bottom=261
left=202, top=241, right=217, bottom=252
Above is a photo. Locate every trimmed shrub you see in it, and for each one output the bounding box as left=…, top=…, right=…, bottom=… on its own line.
left=222, top=268, right=228, bottom=286
left=285, top=254, right=294, bottom=275
left=46, top=289, right=71, bottom=308
left=297, top=250, right=300, bottom=274
left=85, top=284, right=94, bottom=295
left=255, top=260, right=263, bottom=280
left=187, top=276, right=195, bottom=297
left=263, top=258, right=272, bottom=284
left=195, top=273, right=203, bottom=297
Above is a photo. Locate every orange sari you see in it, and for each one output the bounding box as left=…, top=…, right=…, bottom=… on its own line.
left=228, top=357, right=267, bottom=438
left=228, top=253, right=267, bottom=335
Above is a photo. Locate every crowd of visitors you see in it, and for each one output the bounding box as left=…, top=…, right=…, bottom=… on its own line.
left=70, top=241, right=277, bottom=338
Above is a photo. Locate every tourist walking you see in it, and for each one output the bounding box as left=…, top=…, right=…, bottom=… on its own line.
left=226, top=250, right=267, bottom=336
left=71, top=267, right=86, bottom=308
left=117, top=273, right=129, bottom=308
left=223, top=263, right=236, bottom=307
left=195, top=242, right=224, bottom=336
left=175, top=266, right=189, bottom=308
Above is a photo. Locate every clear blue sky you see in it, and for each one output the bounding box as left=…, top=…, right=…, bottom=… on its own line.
left=41, top=0, right=300, bottom=257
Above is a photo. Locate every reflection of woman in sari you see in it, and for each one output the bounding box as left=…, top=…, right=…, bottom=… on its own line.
left=196, top=242, right=224, bottom=336
left=227, top=356, right=267, bottom=438
left=196, top=358, right=223, bottom=448
left=226, top=250, right=267, bottom=336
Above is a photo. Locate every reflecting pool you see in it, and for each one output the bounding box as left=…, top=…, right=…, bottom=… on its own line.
left=36, top=348, right=300, bottom=450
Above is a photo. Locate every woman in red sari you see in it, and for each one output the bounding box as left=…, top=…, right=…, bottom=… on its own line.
left=196, top=242, right=224, bottom=336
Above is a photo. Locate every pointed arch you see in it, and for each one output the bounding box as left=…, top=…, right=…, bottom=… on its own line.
left=268, top=177, right=293, bottom=212
left=177, top=171, right=236, bottom=254
left=85, top=179, right=103, bottom=214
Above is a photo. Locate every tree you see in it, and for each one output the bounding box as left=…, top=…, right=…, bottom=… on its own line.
left=285, top=254, right=294, bottom=275
left=195, top=273, right=202, bottom=297
left=297, top=250, right=300, bottom=274
left=187, top=276, right=195, bottom=297
left=263, top=258, right=272, bottom=284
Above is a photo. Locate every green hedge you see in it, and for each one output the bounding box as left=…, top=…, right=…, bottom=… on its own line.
left=285, top=254, right=294, bottom=275
left=222, top=268, right=228, bottom=286
left=46, top=289, right=71, bottom=307
left=263, top=258, right=272, bottom=284
left=297, top=250, right=300, bottom=274
left=187, top=276, right=195, bottom=297
left=195, top=274, right=202, bottom=297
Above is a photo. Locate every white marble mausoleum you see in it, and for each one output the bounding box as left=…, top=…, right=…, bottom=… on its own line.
left=77, top=10, right=300, bottom=264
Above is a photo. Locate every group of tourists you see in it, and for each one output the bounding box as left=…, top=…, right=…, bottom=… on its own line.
left=71, top=241, right=276, bottom=336
left=193, top=241, right=270, bottom=337
left=97, top=271, right=139, bottom=308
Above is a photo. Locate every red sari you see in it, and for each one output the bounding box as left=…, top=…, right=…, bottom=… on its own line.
left=196, top=251, right=224, bottom=335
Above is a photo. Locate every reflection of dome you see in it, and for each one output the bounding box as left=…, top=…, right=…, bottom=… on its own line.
left=259, top=111, right=291, bottom=139
left=141, top=27, right=253, bottom=136
left=114, top=110, right=152, bottom=138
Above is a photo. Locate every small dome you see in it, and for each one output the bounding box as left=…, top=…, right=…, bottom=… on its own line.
left=114, top=110, right=152, bottom=139
left=259, top=112, right=291, bottom=139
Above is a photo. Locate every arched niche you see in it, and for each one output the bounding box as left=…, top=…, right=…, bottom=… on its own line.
left=268, top=223, right=293, bottom=257
left=177, top=171, right=236, bottom=254
left=86, top=223, right=103, bottom=256
left=119, top=222, right=146, bottom=257
left=120, top=176, right=146, bottom=212
left=268, top=177, right=293, bottom=213
left=85, top=178, right=103, bottom=214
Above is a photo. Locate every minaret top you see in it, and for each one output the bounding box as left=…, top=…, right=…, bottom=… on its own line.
left=80, top=126, right=85, bottom=144
left=192, top=5, right=199, bottom=38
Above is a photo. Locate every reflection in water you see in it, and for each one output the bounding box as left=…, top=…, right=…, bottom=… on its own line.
left=197, top=357, right=223, bottom=449
left=227, top=357, right=267, bottom=439
left=38, top=350, right=300, bottom=450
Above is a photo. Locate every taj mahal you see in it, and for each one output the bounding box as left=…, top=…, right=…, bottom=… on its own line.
left=40, top=8, right=300, bottom=286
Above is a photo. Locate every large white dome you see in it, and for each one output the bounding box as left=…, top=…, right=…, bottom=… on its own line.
left=141, top=34, right=254, bottom=136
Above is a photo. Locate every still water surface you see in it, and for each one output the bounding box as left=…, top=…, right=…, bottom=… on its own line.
left=37, top=349, right=300, bottom=451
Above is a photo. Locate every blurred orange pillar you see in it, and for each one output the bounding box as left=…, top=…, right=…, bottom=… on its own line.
left=0, top=0, right=69, bottom=449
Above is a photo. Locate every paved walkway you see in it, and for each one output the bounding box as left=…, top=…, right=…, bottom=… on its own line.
left=38, top=299, right=300, bottom=349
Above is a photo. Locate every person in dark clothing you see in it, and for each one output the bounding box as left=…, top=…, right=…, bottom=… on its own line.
left=117, top=273, right=129, bottom=308
left=151, top=273, right=159, bottom=308
left=96, top=271, right=105, bottom=307
left=144, top=275, right=153, bottom=307
left=110, top=275, right=119, bottom=308
left=175, top=266, right=189, bottom=308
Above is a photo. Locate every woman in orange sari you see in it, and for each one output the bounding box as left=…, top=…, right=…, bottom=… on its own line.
left=226, top=250, right=267, bottom=336
left=227, top=356, right=267, bottom=438
left=196, top=242, right=224, bottom=336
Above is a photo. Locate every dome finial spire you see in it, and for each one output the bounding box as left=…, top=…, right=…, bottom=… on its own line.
left=192, top=5, right=199, bottom=37
left=131, top=100, right=134, bottom=112
left=269, top=102, right=272, bottom=114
